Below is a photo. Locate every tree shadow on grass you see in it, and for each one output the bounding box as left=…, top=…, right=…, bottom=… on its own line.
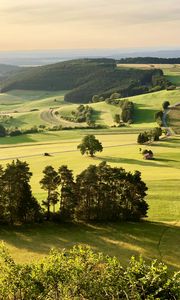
left=0, top=135, right=36, bottom=145
left=0, top=221, right=179, bottom=271
left=152, top=138, right=180, bottom=148
left=97, top=156, right=172, bottom=168
left=134, top=104, right=158, bottom=124
left=92, top=110, right=104, bottom=124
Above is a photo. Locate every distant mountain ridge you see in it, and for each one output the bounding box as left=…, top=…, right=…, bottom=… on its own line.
left=0, top=48, right=179, bottom=66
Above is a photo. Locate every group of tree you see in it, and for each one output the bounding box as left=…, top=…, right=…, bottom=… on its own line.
left=61, top=104, right=95, bottom=126
left=137, top=127, right=162, bottom=144
left=40, top=161, right=148, bottom=222
left=112, top=99, right=134, bottom=124
left=92, top=92, right=120, bottom=103
left=0, top=125, right=40, bottom=138
left=120, top=99, right=134, bottom=123
left=1, top=245, right=179, bottom=300
left=0, top=159, right=149, bottom=224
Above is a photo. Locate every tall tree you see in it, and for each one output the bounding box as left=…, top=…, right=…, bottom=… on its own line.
left=1, top=160, right=39, bottom=224
left=17, top=182, right=42, bottom=222
left=58, top=165, right=76, bottom=220
left=40, top=166, right=59, bottom=220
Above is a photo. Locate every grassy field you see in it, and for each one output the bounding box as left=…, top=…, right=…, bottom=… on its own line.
left=0, top=88, right=179, bottom=130
left=0, top=133, right=179, bottom=269
left=168, top=104, right=180, bottom=134
left=0, top=65, right=179, bottom=270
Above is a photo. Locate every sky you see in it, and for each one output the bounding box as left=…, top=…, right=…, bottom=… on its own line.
left=0, top=0, right=179, bottom=51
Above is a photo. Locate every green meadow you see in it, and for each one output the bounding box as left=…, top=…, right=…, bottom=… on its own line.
left=0, top=65, right=179, bottom=270
left=0, top=87, right=179, bottom=130
left=0, top=133, right=179, bottom=269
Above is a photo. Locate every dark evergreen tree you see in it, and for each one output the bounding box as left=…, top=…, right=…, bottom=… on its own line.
left=75, top=165, right=99, bottom=221
left=40, top=166, right=60, bottom=220
left=162, top=101, right=170, bottom=110
left=17, top=182, right=42, bottom=222
left=58, top=165, right=76, bottom=220
left=1, top=160, right=40, bottom=224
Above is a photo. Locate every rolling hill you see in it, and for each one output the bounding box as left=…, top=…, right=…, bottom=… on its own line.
left=0, top=59, right=167, bottom=103
left=0, top=64, right=21, bottom=80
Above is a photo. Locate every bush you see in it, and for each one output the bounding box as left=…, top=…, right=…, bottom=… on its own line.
left=9, top=129, right=22, bottom=136
left=0, top=245, right=179, bottom=300
left=0, top=124, right=6, bottom=137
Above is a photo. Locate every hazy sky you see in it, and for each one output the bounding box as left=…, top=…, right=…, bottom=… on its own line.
left=0, top=0, right=179, bottom=51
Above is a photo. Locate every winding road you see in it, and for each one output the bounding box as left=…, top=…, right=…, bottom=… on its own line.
left=162, top=102, right=180, bottom=136
left=40, top=107, right=86, bottom=127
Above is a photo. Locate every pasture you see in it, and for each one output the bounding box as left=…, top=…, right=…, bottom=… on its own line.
left=0, top=133, right=179, bottom=269
left=0, top=64, right=179, bottom=270
left=168, top=104, right=180, bottom=134
left=0, top=89, right=179, bottom=130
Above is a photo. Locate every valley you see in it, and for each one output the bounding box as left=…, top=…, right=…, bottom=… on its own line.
left=0, top=63, right=179, bottom=273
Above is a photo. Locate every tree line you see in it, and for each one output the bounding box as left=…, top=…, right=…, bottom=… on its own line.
left=60, top=104, right=95, bottom=126
left=117, top=57, right=180, bottom=64
left=0, top=160, right=148, bottom=225
left=137, top=127, right=162, bottom=144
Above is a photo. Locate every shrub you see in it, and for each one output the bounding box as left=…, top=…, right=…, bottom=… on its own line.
left=0, top=245, right=179, bottom=300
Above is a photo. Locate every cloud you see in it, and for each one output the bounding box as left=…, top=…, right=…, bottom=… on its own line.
left=0, top=0, right=180, bottom=26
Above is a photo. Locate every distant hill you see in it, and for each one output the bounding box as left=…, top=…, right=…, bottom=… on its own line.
left=0, top=48, right=179, bottom=66
left=0, top=58, right=169, bottom=103
left=0, top=64, right=21, bottom=78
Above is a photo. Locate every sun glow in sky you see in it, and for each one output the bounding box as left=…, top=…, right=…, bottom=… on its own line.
left=0, top=0, right=179, bottom=51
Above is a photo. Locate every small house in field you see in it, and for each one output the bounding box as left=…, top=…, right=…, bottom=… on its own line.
left=142, top=149, right=154, bottom=160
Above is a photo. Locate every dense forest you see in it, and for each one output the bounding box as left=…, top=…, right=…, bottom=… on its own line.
left=0, top=59, right=169, bottom=103
left=117, top=57, right=180, bottom=64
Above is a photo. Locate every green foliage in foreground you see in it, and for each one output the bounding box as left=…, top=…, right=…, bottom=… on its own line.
left=0, top=245, right=179, bottom=300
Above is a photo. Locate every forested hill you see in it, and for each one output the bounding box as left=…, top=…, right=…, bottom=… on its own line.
left=0, top=64, right=21, bottom=78
left=117, top=57, right=180, bottom=64
left=0, top=58, right=168, bottom=103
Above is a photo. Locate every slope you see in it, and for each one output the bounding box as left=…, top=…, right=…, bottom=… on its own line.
left=0, top=59, right=166, bottom=103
